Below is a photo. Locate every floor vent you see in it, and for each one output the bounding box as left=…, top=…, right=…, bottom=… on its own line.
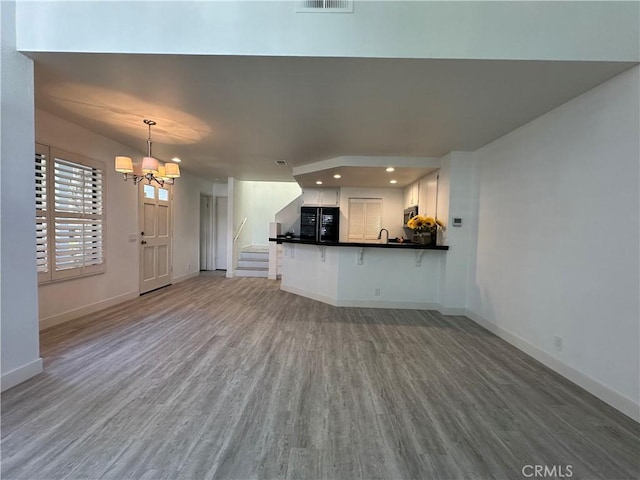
left=296, top=0, right=353, bottom=13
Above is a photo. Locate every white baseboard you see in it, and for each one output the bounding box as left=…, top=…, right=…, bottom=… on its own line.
left=172, top=271, right=200, bottom=284
left=39, top=290, right=139, bottom=331
left=281, top=285, right=338, bottom=306
left=336, top=299, right=440, bottom=309
left=1, top=358, right=43, bottom=392
left=281, top=284, right=440, bottom=310
left=438, top=307, right=467, bottom=316
left=465, top=309, right=640, bottom=423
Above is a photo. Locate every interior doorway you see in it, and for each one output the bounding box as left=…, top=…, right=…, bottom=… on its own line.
left=200, top=195, right=214, bottom=271
left=215, top=197, right=228, bottom=270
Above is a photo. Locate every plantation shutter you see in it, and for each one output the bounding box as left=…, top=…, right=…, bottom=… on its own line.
left=348, top=198, right=382, bottom=242
left=36, top=145, right=106, bottom=283
left=36, top=143, right=50, bottom=281
left=363, top=200, right=382, bottom=241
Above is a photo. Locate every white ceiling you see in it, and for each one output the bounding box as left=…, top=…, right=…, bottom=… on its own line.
left=31, top=53, right=635, bottom=183
left=295, top=166, right=439, bottom=189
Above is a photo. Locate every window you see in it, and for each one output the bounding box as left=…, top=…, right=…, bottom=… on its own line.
left=36, top=144, right=106, bottom=282
left=347, top=198, right=382, bottom=242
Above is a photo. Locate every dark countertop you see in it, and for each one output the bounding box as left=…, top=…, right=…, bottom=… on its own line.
left=269, top=237, right=449, bottom=250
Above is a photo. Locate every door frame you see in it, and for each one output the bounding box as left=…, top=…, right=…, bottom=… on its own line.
left=214, top=196, right=229, bottom=271
left=200, top=194, right=215, bottom=271
left=138, top=182, right=173, bottom=294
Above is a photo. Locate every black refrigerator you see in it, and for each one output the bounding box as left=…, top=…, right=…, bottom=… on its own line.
left=300, top=207, right=340, bottom=242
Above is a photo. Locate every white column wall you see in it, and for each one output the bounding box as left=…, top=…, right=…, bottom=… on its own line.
left=438, top=152, right=475, bottom=313
left=0, top=0, right=42, bottom=390
left=172, top=171, right=221, bottom=282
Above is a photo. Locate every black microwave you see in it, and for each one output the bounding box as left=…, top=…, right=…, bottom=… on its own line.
left=403, top=206, right=418, bottom=226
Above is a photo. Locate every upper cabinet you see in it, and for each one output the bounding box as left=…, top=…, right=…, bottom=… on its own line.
left=419, top=171, right=439, bottom=217
left=403, top=181, right=420, bottom=208
left=302, top=187, right=340, bottom=207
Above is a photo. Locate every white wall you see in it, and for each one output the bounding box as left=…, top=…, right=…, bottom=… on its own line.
left=17, top=2, right=639, bottom=62
left=339, top=187, right=404, bottom=242
left=0, top=0, right=42, bottom=391
left=466, top=66, right=640, bottom=420
left=36, top=110, right=140, bottom=328
left=274, top=195, right=303, bottom=236
left=172, top=171, right=223, bottom=281
left=336, top=248, right=442, bottom=308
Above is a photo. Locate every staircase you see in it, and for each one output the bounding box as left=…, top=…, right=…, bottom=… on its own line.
left=235, top=245, right=269, bottom=278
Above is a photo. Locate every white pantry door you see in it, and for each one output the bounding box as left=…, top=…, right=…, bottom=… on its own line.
left=139, top=183, right=172, bottom=294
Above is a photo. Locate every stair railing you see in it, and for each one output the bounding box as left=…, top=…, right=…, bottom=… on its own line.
left=233, top=217, right=247, bottom=242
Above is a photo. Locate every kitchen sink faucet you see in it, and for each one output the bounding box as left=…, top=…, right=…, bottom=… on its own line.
left=377, top=228, right=389, bottom=244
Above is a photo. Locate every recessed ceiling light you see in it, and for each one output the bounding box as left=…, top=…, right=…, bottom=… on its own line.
left=390, top=179, right=398, bottom=184
left=333, top=174, right=341, bottom=179
left=172, top=157, right=181, bottom=163
left=386, top=167, right=395, bottom=172
left=316, top=180, right=323, bottom=185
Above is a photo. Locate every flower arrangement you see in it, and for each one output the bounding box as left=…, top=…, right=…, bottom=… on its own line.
left=406, top=215, right=443, bottom=233
left=407, top=215, right=444, bottom=245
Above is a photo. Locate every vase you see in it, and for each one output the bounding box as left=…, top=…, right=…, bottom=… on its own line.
left=413, top=230, right=436, bottom=246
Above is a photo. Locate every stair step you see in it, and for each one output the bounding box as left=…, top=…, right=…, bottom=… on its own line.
left=241, top=245, right=269, bottom=253
left=235, top=267, right=268, bottom=278
left=240, top=252, right=269, bottom=260
left=238, top=259, right=269, bottom=268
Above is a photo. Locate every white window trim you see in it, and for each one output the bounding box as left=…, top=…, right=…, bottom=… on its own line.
left=37, top=143, right=107, bottom=284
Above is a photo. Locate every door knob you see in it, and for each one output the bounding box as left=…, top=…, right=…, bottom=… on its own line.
left=141, top=240, right=147, bottom=245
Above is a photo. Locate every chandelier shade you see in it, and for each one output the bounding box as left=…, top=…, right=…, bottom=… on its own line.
left=164, top=162, right=181, bottom=178
left=115, top=156, right=134, bottom=173
left=142, top=156, right=159, bottom=175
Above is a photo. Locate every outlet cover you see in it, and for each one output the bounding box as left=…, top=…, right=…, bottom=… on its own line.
left=553, top=335, right=563, bottom=351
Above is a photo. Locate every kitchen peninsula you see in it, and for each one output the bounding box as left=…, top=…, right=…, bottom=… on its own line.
left=269, top=237, right=448, bottom=309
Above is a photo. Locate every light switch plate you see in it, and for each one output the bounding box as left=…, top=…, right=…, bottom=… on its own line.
left=128, top=234, right=138, bottom=242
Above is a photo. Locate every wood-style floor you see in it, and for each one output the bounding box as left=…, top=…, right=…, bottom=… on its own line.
left=2, top=273, right=638, bottom=479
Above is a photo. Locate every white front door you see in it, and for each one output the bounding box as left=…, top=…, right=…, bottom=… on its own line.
left=139, top=183, right=172, bottom=294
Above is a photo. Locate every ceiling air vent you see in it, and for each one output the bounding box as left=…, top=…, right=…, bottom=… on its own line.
left=275, top=160, right=288, bottom=166
left=296, top=0, right=353, bottom=13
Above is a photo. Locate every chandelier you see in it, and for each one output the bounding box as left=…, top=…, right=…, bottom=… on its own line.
left=114, top=119, right=180, bottom=185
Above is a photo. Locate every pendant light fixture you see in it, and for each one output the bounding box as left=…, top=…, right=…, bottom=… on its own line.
left=115, top=119, right=180, bottom=185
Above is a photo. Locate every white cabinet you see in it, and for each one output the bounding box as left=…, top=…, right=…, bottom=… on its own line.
left=302, top=187, right=340, bottom=206
left=418, top=170, right=439, bottom=217
left=418, top=171, right=438, bottom=217
left=403, top=181, right=419, bottom=208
